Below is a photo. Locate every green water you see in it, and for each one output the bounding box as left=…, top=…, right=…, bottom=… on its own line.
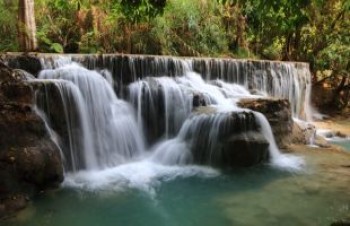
left=332, top=139, right=350, bottom=152
left=3, top=162, right=349, bottom=226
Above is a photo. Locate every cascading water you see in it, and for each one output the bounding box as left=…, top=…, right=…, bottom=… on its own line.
left=36, top=55, right=312, bottom=121
left=6, top=54, right=308, bottom=192
left=129, top=77, right=193, bottom=141
left=37, top=63, right=145, bottom=171
left=253, top=112, right=304, bottom=170
left=34, top=79, right=96, bottom=171
left=138, top=71, right=303, bottom=169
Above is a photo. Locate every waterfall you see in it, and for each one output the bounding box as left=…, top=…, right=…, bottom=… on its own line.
left=128, top=70, right=303, bottom=169
left=129, top=77, right=193, bottom=141
left=34, top=79, right=96, bottom=171
left=2, top=54, right=309, bottom=192
left=128, top=71, right=257, bottom=145
left=37, top=63, right=145, bottom=171
left=33, top=55, right=311, bottom=121
left=151, top=111, right=258, bottom=166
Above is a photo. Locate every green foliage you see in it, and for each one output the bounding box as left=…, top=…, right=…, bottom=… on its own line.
left=50, top=43, right=64, bottom=53
left=116, top=0, right=166, bottom=23
left=152, top=0, right=228, bottom=56
left=1, top=0, right=349, bottom=109
left=35, top=0, right=82, bottom=52
left=242, top=0, right=310, bottom=59
left=0, top=0, right=18, bottom=51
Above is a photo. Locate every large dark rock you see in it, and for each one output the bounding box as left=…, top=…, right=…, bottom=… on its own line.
left=187, top=107, right=270, bottom=167
left=0, top=62, right=63, bottom=219
left=238, top=98, right=292, bottom=149
left=221, top=132, right=269, bottom=167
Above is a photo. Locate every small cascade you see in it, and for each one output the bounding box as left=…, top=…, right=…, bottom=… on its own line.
left=37, top=63, right=145, bottom=171
left=150, top=108, right=303, bottom=170
left=34, top=79, right=96, bottom=171
left=128, top=71, right=255, bottom=145
left=129, top=77, right=193, bottom=142
left=151, top=111, right=264, bottom=167
left=253, top=112, right=304, bottom=170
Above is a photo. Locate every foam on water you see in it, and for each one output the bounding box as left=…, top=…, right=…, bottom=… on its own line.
left=62, top=160, right=219, bottom=197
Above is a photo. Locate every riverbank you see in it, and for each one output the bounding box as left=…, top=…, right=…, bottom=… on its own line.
left=314, top=116, right=350, bottom=137
left=292, top=142, right=350, bottom=225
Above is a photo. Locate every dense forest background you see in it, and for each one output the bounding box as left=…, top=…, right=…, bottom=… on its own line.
left=0, top=0, right=349, bottom=111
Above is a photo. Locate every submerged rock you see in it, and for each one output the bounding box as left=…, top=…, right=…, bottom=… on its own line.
left=0, top=62, right=63, bottom=219
left=238, top=98, right=292, bottom=149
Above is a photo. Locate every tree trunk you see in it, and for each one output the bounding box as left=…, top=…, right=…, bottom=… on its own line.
left=18, top=0, right=37, bottom=52
left=329, top=75, right=347, bottom=109
left=293, top=26, right=301, bottom=60
left=235, top=3, right=247, bottom=51
left=282, top=33, right=292, bottom=61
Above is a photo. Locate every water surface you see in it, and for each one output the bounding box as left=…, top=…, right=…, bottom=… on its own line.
left=4, top=152, right=350, bottom=226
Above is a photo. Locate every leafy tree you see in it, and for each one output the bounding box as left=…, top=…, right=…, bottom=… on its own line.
left=304, top=0, right=350, bottom=109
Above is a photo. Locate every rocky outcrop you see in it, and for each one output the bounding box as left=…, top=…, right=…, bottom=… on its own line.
left=187, top=107, right=270, bottom=167
left=238, top=98, right=292, bottom=149
left=291, top=121, right=316, bottom=145
left=0, top=62, right=63, bottom=219
left=291, top=121, right=334, bottom=147
left=3, top=55, right=42, bottom=77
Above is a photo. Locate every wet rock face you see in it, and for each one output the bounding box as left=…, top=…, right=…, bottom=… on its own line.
left=5, top=55, right=42, bottom=77
left=238, top=98, right=293, bottom=149
left=192, top=93, right=207, bottom=107
left=187, top=108, right=270, bottom=167
left=0, top=62, right=63, bottom=219
left=220, top=132, right=269, bottom=167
